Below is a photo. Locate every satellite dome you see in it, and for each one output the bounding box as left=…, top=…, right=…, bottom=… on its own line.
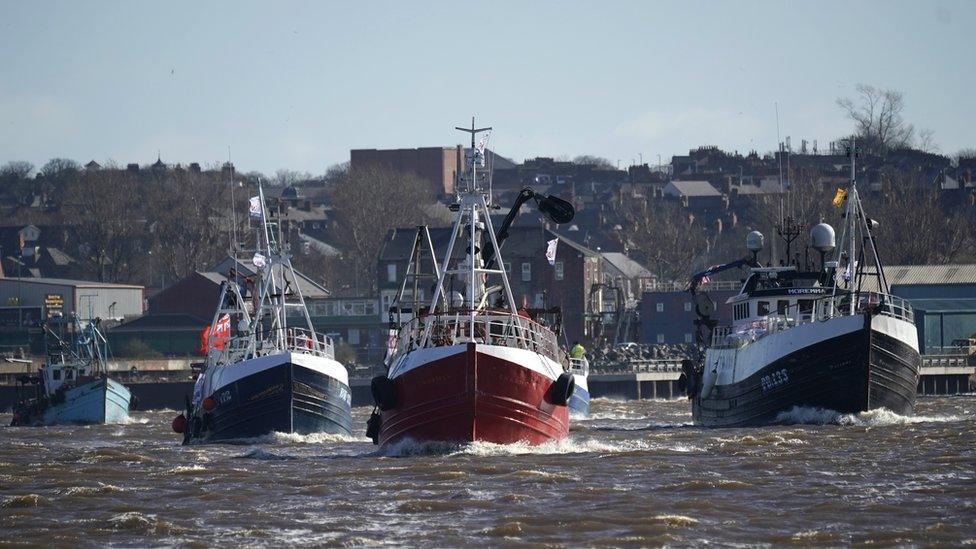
left=746, top=231, right=764, bottom=252
left=809, top=223, right=836, bottom=254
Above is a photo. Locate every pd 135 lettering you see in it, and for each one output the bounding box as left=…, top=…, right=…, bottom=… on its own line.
left=760, top=369, right=789, bottom=393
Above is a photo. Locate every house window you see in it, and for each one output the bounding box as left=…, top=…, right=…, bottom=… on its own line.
left=554, top=261, right=564, bottom=281
left=387, top=264, right=397, bottom=283
left=521, top=262, right=531, bottom=282
left=656, top=302, right=664, bottom=313
left=684, top=333, right=693, bottom=343
left=656, top=334, right=665, bottom=344
left=684, top=302, right=692, bottom=312
left=347, top=329, right=360, bottom=345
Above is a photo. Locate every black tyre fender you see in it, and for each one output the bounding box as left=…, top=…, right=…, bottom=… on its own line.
left=550, top=372, right=575, bottom=406
left=365, top=411, right=382, bottom=444
left=371, top=375, right=398, bottom=411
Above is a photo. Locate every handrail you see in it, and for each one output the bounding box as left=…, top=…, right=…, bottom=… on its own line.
left=392, top=309, right=560, bottom=363
left=211, top=327, right=335, bottom=367
left=711, top=291, right=914, bottom=348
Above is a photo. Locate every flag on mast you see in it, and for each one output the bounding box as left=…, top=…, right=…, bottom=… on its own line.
left=249, top=196, right=263, bottom=219
left=831, top=188, right=847, bottom=208
left=545, top=238, right=559, bottom=266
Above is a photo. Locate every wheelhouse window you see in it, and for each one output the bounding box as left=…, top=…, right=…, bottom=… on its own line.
left=733, top=302, right=749, bottom=321
left=757, top=301, right=770, bottom=316
left=65, top=369, right=74, bottom=380
left=52, top=369, right=61, bottom=380
left=777, top=300, right=789, bottom=315
left=799, top=299, right=813, bottom=319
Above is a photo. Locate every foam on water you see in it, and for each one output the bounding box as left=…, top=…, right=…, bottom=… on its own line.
left=774, top=406, right=964, bottom=426
left=375, top=436, right=651, bottom=458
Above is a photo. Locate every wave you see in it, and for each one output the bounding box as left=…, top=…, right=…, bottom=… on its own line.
left=1, top=494, right=50, bottom=508
left=209, top=431, right=366, bottom=446
left=375, top=436, right=651, bottom=458
left=233, top=448, right=296, bottom=460
left=116, top=415, right=150, bottom=425
left=774, top=406, right=963, bottom=426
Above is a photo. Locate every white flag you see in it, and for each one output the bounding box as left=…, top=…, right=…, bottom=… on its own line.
left=252, top=252, right=268, bottom=269
left=545, top=238, right=558, bottom=266
left=248, top=196, right=263, bottom=219
left=476, top=131, right=491, bottom=155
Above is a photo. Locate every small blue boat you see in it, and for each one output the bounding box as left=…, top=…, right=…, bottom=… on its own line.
left=568, top=357, right=590, bottom=418
left=10, top=316, right=132, bottom=427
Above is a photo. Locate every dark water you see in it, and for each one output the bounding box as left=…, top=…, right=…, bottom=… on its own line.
left=2, top=397, right=975, bottom=546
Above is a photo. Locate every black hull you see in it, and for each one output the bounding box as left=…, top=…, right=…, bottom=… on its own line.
left=693, top=316, right=920, bottom=427
left=185, top=361, right=353, bottom=443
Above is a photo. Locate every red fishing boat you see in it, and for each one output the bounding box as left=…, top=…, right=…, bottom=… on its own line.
left=367, top=119, right=577, bottom=447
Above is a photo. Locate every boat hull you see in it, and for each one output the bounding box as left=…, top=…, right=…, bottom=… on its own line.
left=569, top=374, right=590, bottom=418
left=11, top=377, right=131, bottom=426
left=694, top=313, right=920, bottom=427
left=378, top=343, right=570, bottom=447
left=186, top=356, right=352, bottom=443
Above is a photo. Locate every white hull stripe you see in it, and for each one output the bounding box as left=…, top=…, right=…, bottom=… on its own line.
left=390, top=344, right=564, bottom=381
left=207, top=351, right=349, bottom=395
left=706, top=313, right=920, bottom=385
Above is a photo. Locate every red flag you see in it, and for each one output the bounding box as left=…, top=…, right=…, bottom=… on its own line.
left=198, top=314, right=231, bottom=355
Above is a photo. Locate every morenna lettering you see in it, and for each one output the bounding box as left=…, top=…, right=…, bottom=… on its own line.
left=786, top=288, right=827, bottom=295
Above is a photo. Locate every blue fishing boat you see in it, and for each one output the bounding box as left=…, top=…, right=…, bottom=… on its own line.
left=10, top=316, right=133, bottom=426
left=568, top=357, right=590, bottom=418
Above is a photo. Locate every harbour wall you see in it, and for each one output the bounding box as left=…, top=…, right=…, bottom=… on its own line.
left=1, top=369, right=972, bottom=412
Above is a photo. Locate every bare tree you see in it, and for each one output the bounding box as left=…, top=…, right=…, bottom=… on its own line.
left=0, top=161, right=35, bottom=202
left=862, top=170, right=973, bottom=265
left=144, top=169, right=234, bottom=284
left=618, top=198, right=709, bottom=282
left=64, top=169, right=145, bottom=282
left=573, top=155, right=616, bottom=170
left=837, top=84, right=916, bottom=154
left=272, top=169, right=313, bottom=187
left=330, top=164, right=436, bottom=294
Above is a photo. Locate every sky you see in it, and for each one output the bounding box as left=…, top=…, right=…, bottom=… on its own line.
left=1, top=1, right=974, bottom=175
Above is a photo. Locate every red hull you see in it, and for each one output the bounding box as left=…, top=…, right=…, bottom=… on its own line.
left=379, top=343, right=569, bottom=446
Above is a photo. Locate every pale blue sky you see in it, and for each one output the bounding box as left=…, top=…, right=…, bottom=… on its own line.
left=1, top=1, right=973, bottom=174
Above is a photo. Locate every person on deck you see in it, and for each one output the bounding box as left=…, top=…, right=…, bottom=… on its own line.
left=570, top=341, right=585, bottom=360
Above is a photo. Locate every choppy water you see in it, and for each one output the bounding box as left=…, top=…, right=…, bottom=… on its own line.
left=2, top=397, right=975, bottom=546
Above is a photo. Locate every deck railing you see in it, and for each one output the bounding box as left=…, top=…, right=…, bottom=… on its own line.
left=212, top=327, right=335, bottom=366
left=392, top=310, right=560, bottom=363
left=711, top=291, right=915, bottom=349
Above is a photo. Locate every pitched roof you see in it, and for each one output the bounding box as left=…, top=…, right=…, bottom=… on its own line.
left=0, top=277, right=142, bottom=289
left=664, top=180, right=722, bottom=197
left=210, top=256, right=330, bottom=298
left=882, top=264, right=976, bottom=286
left=602, top=252, right=654, bottom=279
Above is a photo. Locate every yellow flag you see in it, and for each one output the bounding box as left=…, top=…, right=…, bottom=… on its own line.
left=831, top=188, right=847, bottom=208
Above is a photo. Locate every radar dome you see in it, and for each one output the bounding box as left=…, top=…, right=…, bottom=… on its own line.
left=746, top=231, right=764, bottom=252
left=809, top=223, right=836, bottom=253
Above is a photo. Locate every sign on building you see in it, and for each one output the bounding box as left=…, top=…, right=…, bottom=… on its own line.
left=45, top=293, right=64, bottom=318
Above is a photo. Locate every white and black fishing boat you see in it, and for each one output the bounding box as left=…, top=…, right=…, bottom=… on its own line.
left=173, top=186, right=352, bottom=443
left=683, top=149, right=921, bottom=427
